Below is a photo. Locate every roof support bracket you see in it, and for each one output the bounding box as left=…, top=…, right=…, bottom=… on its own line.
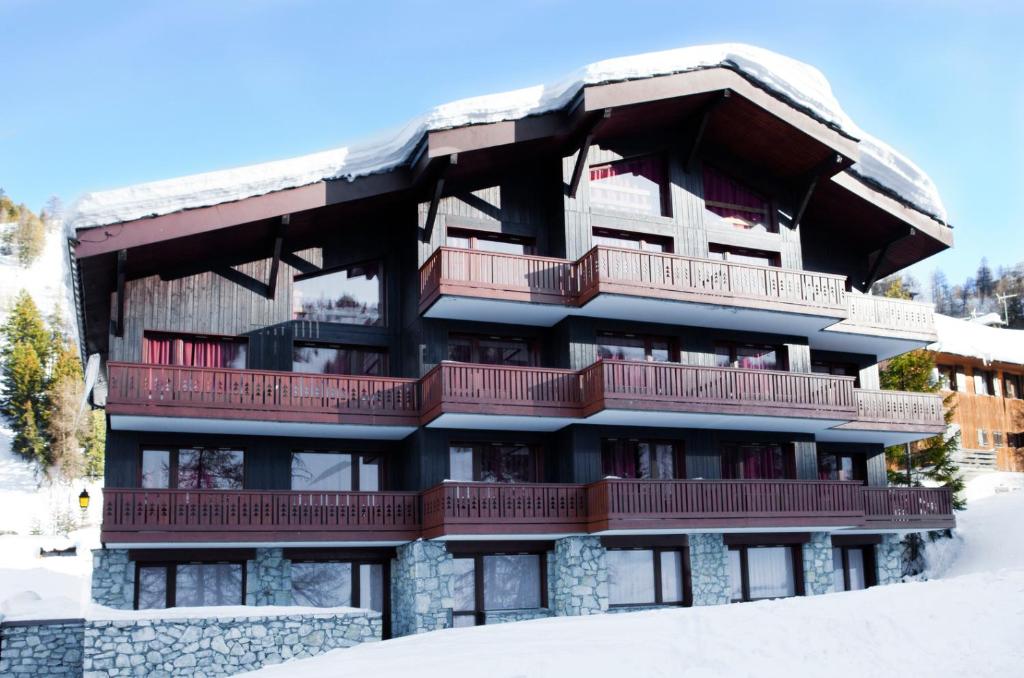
left=113, top=249, right=126, bottom=338
left=791, top=154, right=845, bottom=230
left=266, top=215, right=289, bottom=300
left=567, top=108, right=611, bottom=198
left=423, top=154, right=457, bottom=241
left=862, top=226, right=917, bottom=291
left=685, top=89, right=730, bottom=173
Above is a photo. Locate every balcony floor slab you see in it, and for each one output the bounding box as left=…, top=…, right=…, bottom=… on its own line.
left=813, top=326, right=931, bottom=361
left=816, top=427, right=943, bottom=446
left=109, top=414, right=417, bottom=440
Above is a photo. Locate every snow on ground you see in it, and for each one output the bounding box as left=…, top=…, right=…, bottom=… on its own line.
left=241, top=474, right=1024, bottom=678
left=69, top=43, right=946, bottom=232
left=0, top=528, right=98, bottom=621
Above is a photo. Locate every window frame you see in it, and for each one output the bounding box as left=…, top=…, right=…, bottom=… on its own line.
left=702, top=164, right=777, bottom=233
left=134, top=559, right=247, bottom=610
left=727, top=544, right=804, bottom=602
left=447, top=333, right=540, bottom=367
left=291, top=340, right=389, bottom=376
left=446, top=228, right=536, bottom=255
left=832, top=545, right=876, bottom=592
left=138, top=446, right=245, bottom=490
left=815, top=450, right=867, bottom=482
left=596, top=331, right=678, bottom=363
left=938, top=365, right=959, bottom=391
left=707, top=243, right=780, bottom=267
left=604, top=544, right=692, bottom=608
left=714, top=341, right=788, bottom=371
left=720, top=442, right=796, bottom=480
left=448, top=442, right=543, bottom=484
left=142, top=331, right=249, bottom=369
left=974, top=368, right=996, bottom=397
left=600, top=437, right=686, bottom=480
left=289, top=450, right=384, bottom=492
left=448, top=546, right=549, bottom=627
left=588, top=154, right=671, bottom=218
left=1003, top=372, right=1023, bottom=399
left=977, top=429, right=990, bottom=448
left=292, top=259, right=385, bottom=327
left=591, top=227, right=674, bottom=253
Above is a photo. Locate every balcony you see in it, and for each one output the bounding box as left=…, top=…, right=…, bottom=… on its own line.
left=820, top=389, right=946, bottom=445
left=101, top=488, right=422, bottom=545
left=818, top=294, right=938, bottom=359
left=419, top=246, right=849, bottom=335
left=105, top=483, right=954, bottom=545
left=105, top=362, right=420, bottom=439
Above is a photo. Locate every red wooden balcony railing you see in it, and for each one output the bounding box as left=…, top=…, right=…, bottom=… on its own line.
left=101, top=488, right=422, bottom=543
left=420, top=482, right=589, bottom=538
left=419, top=246, right=849, bottom=317
left=106, top=362, right=420, bottom=426
left=586, top=479, right=865, bottom=530
left=100, top=484, right=955, bottom=543
left=861, top=487, right=955, bottom=529
left=420, top=362, right=584, bottom=419
left=852, top=390, right=945, bottom=430
left=582, top=360, right=858, bottom=419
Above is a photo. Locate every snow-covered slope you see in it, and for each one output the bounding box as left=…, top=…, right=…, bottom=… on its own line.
left=238, top=478, right=1024, bottom=678
left=68, top=43, right=947, bottom=232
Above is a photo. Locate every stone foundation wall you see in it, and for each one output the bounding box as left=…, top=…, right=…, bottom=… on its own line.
left=91, top=549, right=134, bottom=610
left=391, top=540, right=455, bottom=637
left=82, top=611, right=380, bottom=677
left=801, top=532, right=836, bottom=596
left=0, top=620, right=84, bottom=677
left=876, top=533, right=904, bottom=585
left=689, top=533, right=730, bottom=606
left=551, top=536, right=608, bottom=616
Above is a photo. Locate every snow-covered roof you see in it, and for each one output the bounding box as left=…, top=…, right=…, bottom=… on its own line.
left=69, top=43, right=948, bottom=231
left=930, top=314, right=1024, bottom=366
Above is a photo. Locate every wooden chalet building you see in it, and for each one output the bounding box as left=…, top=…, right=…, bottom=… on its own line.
left=71, top=47, right=956, bottom=636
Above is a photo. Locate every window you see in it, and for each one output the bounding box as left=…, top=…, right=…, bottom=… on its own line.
left=448, top=334, right=537, bottom=367
left=606, top=547, right=689, bottom=607
left=592, top=227, right=673, bottom=253
left=977, top=429, right=990, bottom=447
left=993, top=431, right=1005, bottom=448
left=938, top=365, right=959, bottom=392
left=721, top=443, right=793, bottom=480
left=141, top=448, right=244, bottom=490
left=589, top=156, right=668, bottom=217
left=811, top=360, right=860, bottom=388
left=291, top=452, right=382, bottom=492
left=817, top=451, right=866, bottom=482
left=597, top=332, right=674, bottom=363
left=714, top=342, right=785, bottom=371
left=703, top=165, right=774, bottom=232
left=974, top=369, right=996, bottom=396
left=292, top=342, right=387, bottom=376
left=290, top=561, right=384, bottom=612
left=143, top=332, right=247, bottom=369
left=448, top=443, right=539, bottom=483
left=293, top=261, right=383, bottom=326
left=446, top=229, right=535, bottom=255
left=1004, top=373, right=1023, bottom=399
left=707, top=244, right=779, bottom=267
left=601, top=439, right=683, bottom=479
left=832, top=546, right=874, bottom=592
left=1009, top=433, right=1024, bottom=449
left=728, top=545, right=800, bottom=602
left=135, top=561, right=244, bottom=609
left=451, top=551, right=546, bottom=626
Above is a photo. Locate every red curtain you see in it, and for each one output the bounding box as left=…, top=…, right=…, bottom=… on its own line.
left=143, top=334, right=241, bottom=368
left=703, top=166, right=769, bottom=228
left=722, top=444, right=786, bottom=479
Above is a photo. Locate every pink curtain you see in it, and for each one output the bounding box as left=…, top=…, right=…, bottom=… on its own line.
left=723, top=444, right=786, bottom=479
left=143, top=334, right=242, bottom=368
left=602, top=440, right=638, bottom=478
left=703, top=166, right=769, bottom=228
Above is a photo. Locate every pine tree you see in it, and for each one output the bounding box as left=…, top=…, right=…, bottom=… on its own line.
left=0, top=291, right=51, bottom=417
left=880, top=350, right=965, bottom=510
left=13, top=207, right=45, bottom=267
left=13, top=401, right=46, bottom=463
left=82, top=409, right=106, bottom=480
left=881, top=277, right=913, bottom=300
left=976, top=258, right=994, bottom=300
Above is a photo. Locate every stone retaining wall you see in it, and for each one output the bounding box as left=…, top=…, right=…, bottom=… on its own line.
left=0, top=619, right=84, bottom=677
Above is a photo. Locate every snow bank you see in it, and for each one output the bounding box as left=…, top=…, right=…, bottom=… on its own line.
left=0, top=529, right=98, bottom=622
left=69, top=43, right=946, bottom=231
left=930, top=313, right=1024, bottom=365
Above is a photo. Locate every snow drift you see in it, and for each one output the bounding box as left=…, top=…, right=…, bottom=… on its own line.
left=68, top=43, right=947, bottom=231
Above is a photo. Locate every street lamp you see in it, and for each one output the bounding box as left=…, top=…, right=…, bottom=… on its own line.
left=79, top=489, right=90, bottom=511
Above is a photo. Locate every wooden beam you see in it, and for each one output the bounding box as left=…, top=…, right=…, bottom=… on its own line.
left=862, top=227, right=915, bottom=291
left=791, top=154, right=844, bottom=230
left=685, top=90, right=730, bottom=173
left=114, top=249, right=126, bottom=337
left=567, top=108, right=611, bottom=198
left=266, top=215, right=289, bottom=300
left=280, top=251, right=320, bottom=275
left=423, top=154, right=457, bottom=240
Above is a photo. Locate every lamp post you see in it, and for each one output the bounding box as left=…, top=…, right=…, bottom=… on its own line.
left=79, top=489, right=90, bottom=525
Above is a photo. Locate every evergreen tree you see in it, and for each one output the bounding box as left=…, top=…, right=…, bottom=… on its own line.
left=0, top=291, right=51, bottom=417
left=880, top=350, right=965, bottom=510
left=82, top=409, right=106, bottom=480
left=881, top=277, right=913, bottom=300
left=975, top=258, right=994, bottom=300
left=13, top=207, right=45, bottom=267
left=13, top=401, right=46, bottom=464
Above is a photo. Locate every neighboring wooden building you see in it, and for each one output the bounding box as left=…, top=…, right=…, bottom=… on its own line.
left=931, top=314, right=1024, bottom=471
left=70, top=48, right=956, bottom=635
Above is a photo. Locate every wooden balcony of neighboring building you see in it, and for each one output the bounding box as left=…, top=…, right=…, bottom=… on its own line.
left=102, top=483, right=955, bottom=545
left=105, top=362, right=421, bottom=439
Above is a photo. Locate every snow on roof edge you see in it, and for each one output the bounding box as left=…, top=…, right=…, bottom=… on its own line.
left=930, top=313, right=1024, bottom=366
left=68, top=43, right=948, bottom=231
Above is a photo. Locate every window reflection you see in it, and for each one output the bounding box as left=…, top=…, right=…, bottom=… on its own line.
left=177, top=448, right=244, bottom=490
left=141, top=449, right=170, bottom=489
left=292, top=342, right=387, bottom=376
left=589, top=157, right=667, bottom=216
left=291, top=562, right=352, bottom=607
left=482, top=554, right=541, bottom=610
left=175, top=563, right=243, bottom=607
left=293, top=262, right=383, bottom=326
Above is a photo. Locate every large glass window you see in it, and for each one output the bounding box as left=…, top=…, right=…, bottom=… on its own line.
left=291, top=452, right=382, bottom=492
left=451, top=557, right=478, bottom=627
left=293, top=261, right=383, bottom=326
left=451, top=551, right=546, bottom=626
left=817, top=451, right=866, bottom=482
left=291, top=562, right=351, bottom=607
left=137, top=566, right=169, bottom=610
left=721, top=443, right=792, bottom=480
left=448, top=443, right=539, bottom=483
left=597, top=332, right=673, bottom=363
left=832, top=545, right=872, bottom=592
left=143, top=332, right=247, bottom=369
left=448, top=334, right=536, bottom=367
left=292, top=342, right=387, bottom=376
left=728, top=545, right=799, bottom=602
left=141, top=448, right=244, bottom=490
left=175, top=563, right=244, bottom=607
left=974, top=369, right=996, bottom=396
left=589, top=156, right=668, bottom=217
left=703, top=165, right=774, bottom=232
left=592, top=227, right=672, bottom=253
left=714, top=342, right=785, bottom=371
left=1003, top=373, right=1022, bottom=399
left=446, top=229, right=535, bottom=255
left=607, top=550, right=655, bottom=605
left=601, top=439, right=682, bottom=479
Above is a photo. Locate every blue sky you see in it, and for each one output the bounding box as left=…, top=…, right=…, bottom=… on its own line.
left=1, top=0, right=1021, bottom=287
